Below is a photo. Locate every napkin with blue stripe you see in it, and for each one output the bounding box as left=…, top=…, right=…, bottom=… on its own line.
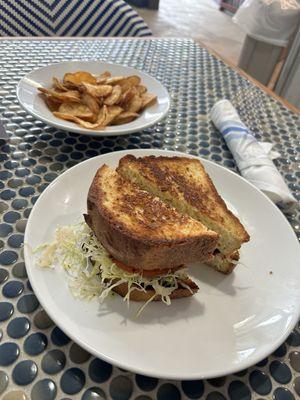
left=210, top=100, right=297, bottom=210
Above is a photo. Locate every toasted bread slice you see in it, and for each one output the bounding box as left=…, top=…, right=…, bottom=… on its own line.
left=118, top=155, right=249, bottom=255
left=112, top=277, right=199, bottom=301
left=205, top=250, right=239, bottom=274
left=85, top=165, right=219, bottom=270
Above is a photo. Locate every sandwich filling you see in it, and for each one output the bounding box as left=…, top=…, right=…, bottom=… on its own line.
left=36, top=221, right=195, bottom=315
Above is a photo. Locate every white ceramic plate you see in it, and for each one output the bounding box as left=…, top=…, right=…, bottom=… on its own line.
left=24, top=149, right=300, bottom=380
left=17, top=61, right=170, bottom=137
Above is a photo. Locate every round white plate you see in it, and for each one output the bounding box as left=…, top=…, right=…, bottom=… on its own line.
left=17, top=61, right=170, bottom=137
left=24, top=149, right=300, bottom=380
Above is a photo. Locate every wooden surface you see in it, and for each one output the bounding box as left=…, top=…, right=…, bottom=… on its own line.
left=0, top=36, right=298, bottom=114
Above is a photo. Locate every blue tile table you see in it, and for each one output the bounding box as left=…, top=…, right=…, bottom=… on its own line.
left=0, top=37, right=299, bottom=400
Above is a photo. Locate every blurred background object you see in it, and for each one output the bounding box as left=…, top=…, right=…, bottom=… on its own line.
left=0, top=0, right=152, bottom=37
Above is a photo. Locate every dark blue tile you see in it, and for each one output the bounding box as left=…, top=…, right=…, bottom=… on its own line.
left=0, top=189, right=16, bottom=200
left=249, top=370, right=272, bottom=395
left=273, top=387, right=295, bottom=400
left=256, top=357, right=268, bottom=367
left=3, top=211, right=21, bottom=223
left=7, top=316, right=31, bottom=338
left=270, top=360, right=292, bottom=384
left=42, top=349, right=66, bottom=375
left=287, top=331, right=300, bottom=347
left=181, top=380, right=204, bottom=399
left=2, top=280, right=24, bottom=298
left=82, top=387, right=106, bottom=400
left=12, top=199, right=28, bottom=210
left=12, top=360, right=38, bottom=385
left=0, top=342, right=20, bottom=366
left=157, top=383, right=180, bottom=400
left=33, top=165, right=47, bottom=174
left=12, top=262, right=27, bottom=279
left=136, top=374, right=158, bottom=392
left=0, top=224, right=13, bottom=237
left=0, top=301, right=14, bottom=321
left=228, top=381, right=251, bottom=400
left=0, top=268, right=9, bottom=283
left=44, top=173, right=57, bottom=182
left=0, top=250, right=18, bottom=265
left=22, top=158, right=36, bottom=167
left=0, top=171, right=12, bottom=180
left=17, top=294, right=39, bottom=314
left=4, top=160, right=19, bottom=169
left=26, top=175, right=41, bottom=185
left=60, top=368, right=85, bottom=395
left=31, top=379, right=57, bottom=400
left=8, top=234, right=24, bottom=248
left=19, top=187, right=35, bottom=197
left=273, top=343, right=287, bottom=358
left=15, top=168, right=30, bottom=177
left=24, top=332, right=48, bottom=355
left=88, top=358, right=112, bottom=383
left=51, top=326, right=70, bottom=346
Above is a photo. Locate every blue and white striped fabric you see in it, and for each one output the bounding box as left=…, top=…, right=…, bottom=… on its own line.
left=0, top=0, right=152, bottom=37
left=210, top=100, right=296, bottom=207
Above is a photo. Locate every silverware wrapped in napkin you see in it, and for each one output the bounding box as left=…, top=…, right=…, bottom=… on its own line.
left=210, top=100, right=297, bottom=210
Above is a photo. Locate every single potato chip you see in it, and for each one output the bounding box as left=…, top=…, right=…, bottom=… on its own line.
left=119, top=87, right=137, bottom=105
left=38, top=87, right=81, bottom=102
left=112, top=111, right=139, bottom=125
left=80, top=83, right=113, bottom=98
left=63, top=71, right=96, bottom=87
left=81, top=92, right=100, bottom=115
left=44, top=95, right=61, bottom=111
left=104, top=85, right=122, bottom=106
left=119, top=75, right=141, bottom=93
left=124, top=94, right=142, bottom=113
left=58, top=102, right=94, bottom=120
left=96, top=71, right=111, bottom=84
left=105, top=76, right=126, bottom=85
left=52, top=77, right=68, bottom=92
left=141, top=93, right=157, bottom=109
left=102, top=105, right=123, bottom=126
left=53, top=111, right=105, bottom=129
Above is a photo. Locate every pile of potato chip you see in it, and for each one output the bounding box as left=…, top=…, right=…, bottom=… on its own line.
left=38, top=70, right=157, bottom=130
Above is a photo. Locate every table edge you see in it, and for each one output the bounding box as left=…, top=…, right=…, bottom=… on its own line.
left=1, top=36, right=299, bottom=115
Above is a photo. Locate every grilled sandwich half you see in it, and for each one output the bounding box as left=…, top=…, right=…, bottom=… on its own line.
left=85, top=164, right=219, bottom=270
left=117, top=155, right=249, bottom=273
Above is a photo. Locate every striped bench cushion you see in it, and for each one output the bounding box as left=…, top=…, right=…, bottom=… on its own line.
left=0, top=0, right=152, bottom=37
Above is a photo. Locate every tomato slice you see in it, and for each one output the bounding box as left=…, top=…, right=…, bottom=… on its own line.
left=112, top=258, right=182, bottom=277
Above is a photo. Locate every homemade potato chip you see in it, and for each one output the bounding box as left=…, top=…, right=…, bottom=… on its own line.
left=44, top=95, right=61, bottom=112
left=96, top=71, right=111, bottom=84
left=63, top=71, right=96, bottom=87
left=118, top=75, right=141, bottom=92
left=80, top=83, right=112, bottom=98
left=104, top=85, right=122, bottom=106
left=81, top=92, right=100, bottom=115
left=38, top=87, right=81, bottom=103
left=52, top=77, right=68, bottom=92
left=39, top=70, right=157, bottom=130
left=58, top=102, right=94, bottom=120
left=124, top=94, right=142, bottom=113
left=112, top=111, right=139, bottom=125
left=141, top=93, right=157, bottom=109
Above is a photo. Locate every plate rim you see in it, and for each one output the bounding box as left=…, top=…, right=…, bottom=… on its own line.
left=24, top=149, right=300, bottom=379
left=16, top=60, right=171, bottom=137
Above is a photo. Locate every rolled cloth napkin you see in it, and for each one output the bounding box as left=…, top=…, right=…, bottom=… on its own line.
left=210, top=100, right=297, bottom=210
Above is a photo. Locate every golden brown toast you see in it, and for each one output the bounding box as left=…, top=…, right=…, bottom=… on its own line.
left=85, top=165, right=219, bottom=270
left=117, top=155, right=249, bottom=256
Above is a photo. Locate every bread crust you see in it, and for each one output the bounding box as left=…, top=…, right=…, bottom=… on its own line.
left=85, top=165, right=218, bottom=270
left=118, top=155, right=250, bottom=252
left=112, top=277, right=199, bottom=301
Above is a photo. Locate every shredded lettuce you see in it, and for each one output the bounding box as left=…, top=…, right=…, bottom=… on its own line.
left=36, top=221, right=191, bottom=315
